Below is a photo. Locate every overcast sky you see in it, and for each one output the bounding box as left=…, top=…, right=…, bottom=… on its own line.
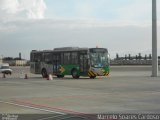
left=0, top=0, right=160, bottom=59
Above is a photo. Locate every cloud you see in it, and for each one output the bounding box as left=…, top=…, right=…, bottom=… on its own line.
left=114, top=0, right=152, bottom=24
left=0, top=0, right=160, bottom=59
left=0, top=0, right=46, bottom=21
left=74, top=0, right=94, bottom=19
left=0, top=19, right=159, bottom=59
left=45, top=0, right=160, bottom=26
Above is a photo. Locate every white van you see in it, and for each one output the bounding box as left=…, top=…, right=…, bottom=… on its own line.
left=0, top=63, right=12, bottom=75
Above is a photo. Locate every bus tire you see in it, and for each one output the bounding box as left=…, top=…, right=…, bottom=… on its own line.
left=71, top=69, right=79, bottom=79
left=41, top=68, right=48, bottom=78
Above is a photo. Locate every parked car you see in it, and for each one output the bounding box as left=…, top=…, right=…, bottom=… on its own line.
left=0, top=63, right=12, bottom=75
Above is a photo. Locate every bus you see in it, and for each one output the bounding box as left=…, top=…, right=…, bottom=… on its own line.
left=30, top=47, right=110, bottom=79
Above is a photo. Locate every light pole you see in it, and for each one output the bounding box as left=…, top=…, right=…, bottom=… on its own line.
left=152, top=0, right=158, bottom=77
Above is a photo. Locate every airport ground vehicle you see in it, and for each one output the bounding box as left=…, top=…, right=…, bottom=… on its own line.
left=30, top=47, right=110, bottom=79
left=0, top=63, right=12, bottom=75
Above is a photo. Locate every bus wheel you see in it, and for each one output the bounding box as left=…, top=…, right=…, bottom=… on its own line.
left=71, top=69, right=79, bottom=79
left=41, top=69, right=48, bottom=78
left=57, top=75, right=64, bottom=78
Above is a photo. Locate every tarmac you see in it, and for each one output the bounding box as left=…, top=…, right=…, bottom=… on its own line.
left=0, top=66, right=160, bottom=120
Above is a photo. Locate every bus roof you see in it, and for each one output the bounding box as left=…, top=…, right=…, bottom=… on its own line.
left=31, top=47, right=89, bottom=53
left=54, top=47, right=88, bottom=51
left=31, top=47, right=108, bottom=53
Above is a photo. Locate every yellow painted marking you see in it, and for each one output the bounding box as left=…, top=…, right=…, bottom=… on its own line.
left=89, top=71, right=95, bottom=76
left=59, top=66, right=65, bottom=73
left=88, top=72, right=91, bottom=77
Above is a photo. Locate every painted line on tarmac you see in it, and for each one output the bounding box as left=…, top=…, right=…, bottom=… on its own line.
left=37, top=114, right=65, bottom=120
left=14, top=99, right=87, bottom=115
left=0, top=100, right=65, bottom=115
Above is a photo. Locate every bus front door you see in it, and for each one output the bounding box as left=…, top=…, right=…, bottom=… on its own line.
left=35, top=62, right=41, bottom=74
left=53, top=54, right=60, bottom=74
left=79, top=53, right=88, bottom=74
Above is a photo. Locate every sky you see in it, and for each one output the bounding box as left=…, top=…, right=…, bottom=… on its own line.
left=0, top=0, right=160, bottom=60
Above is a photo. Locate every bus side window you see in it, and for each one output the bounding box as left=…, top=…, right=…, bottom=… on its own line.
left=33, top=53, right=42, bottom=62
left=71, top=52, right=78, bottom=64
left=30, top=53, right=33, bottom=62
left=64, top=52, right=70, bottom=64
left=44, top=53, right=52, bottom=64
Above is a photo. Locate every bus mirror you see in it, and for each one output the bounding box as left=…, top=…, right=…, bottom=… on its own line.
left=108, top=54, right=111, bottom=64
left=108, top=54, right=110, bottom=59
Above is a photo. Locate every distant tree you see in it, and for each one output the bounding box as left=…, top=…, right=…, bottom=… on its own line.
left=3, top=57, right=13, bottom=60
left=14, top=57, right=22, bottom=60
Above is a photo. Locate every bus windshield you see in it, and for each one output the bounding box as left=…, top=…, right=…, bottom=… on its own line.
left=90, top=48, right=109, bottom=68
